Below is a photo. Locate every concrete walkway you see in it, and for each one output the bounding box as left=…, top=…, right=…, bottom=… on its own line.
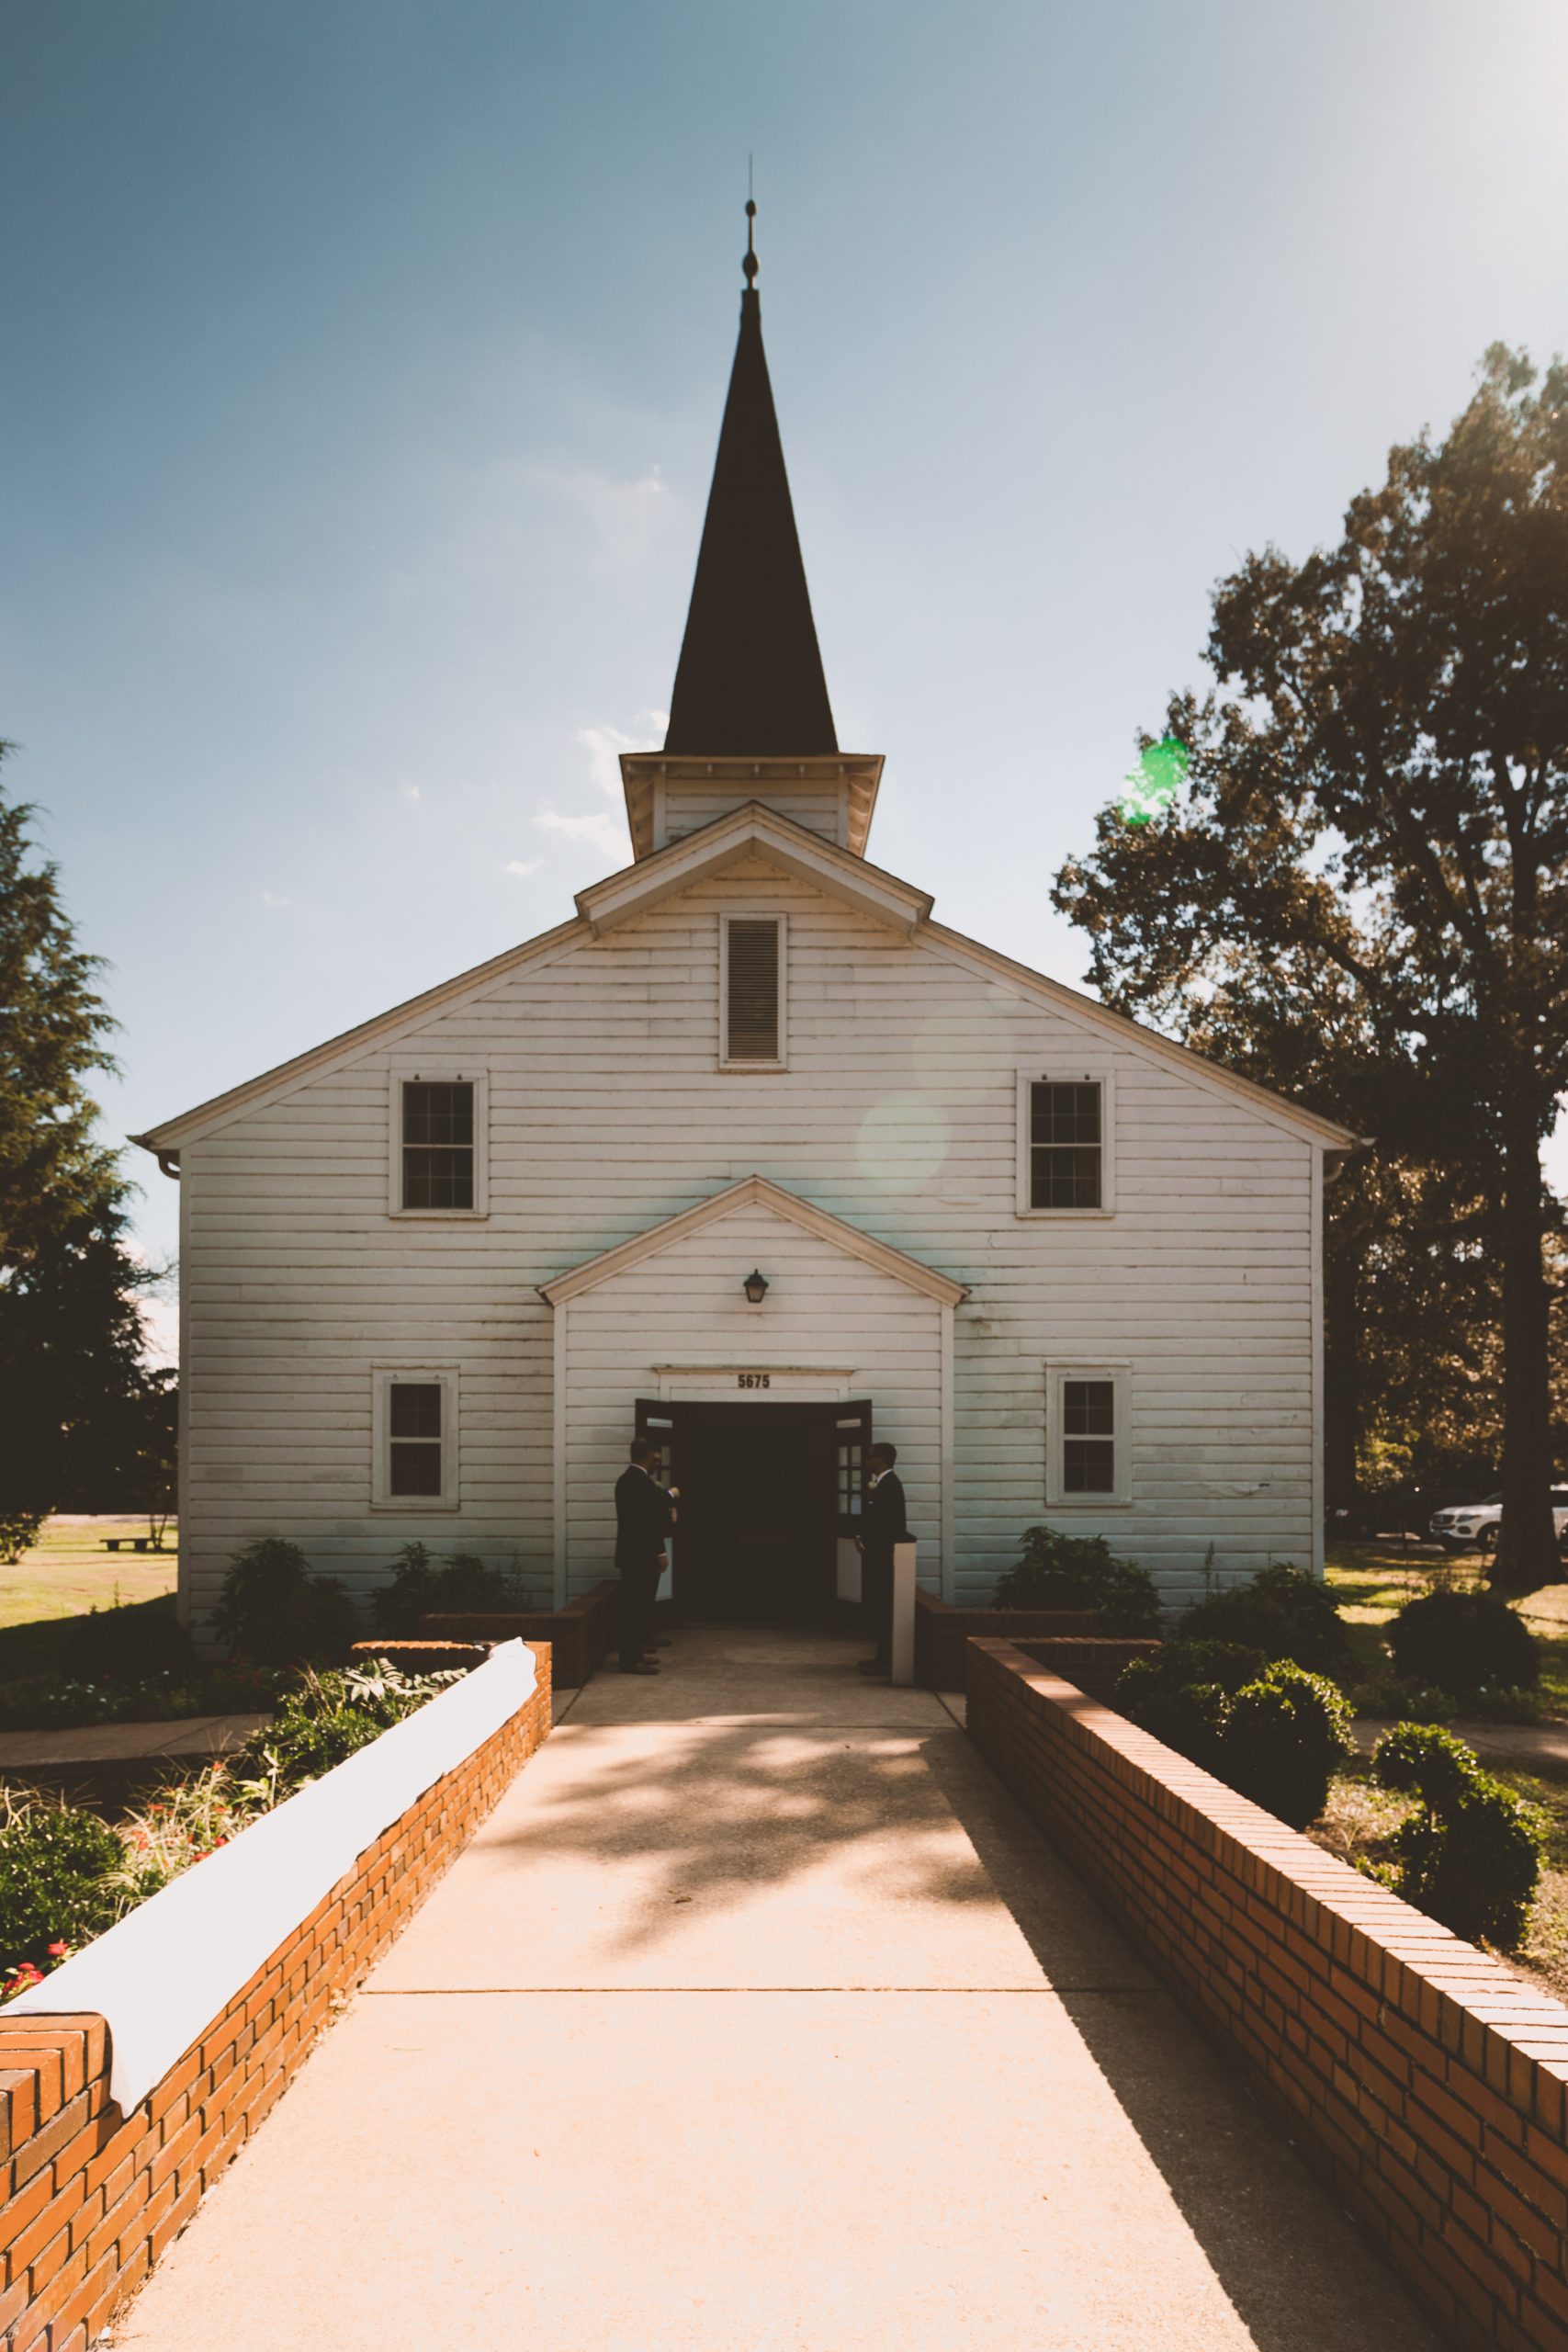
left=116, top=1632, right=1444, bottom=2352
left=0, top=1713, right=266, bottom=1774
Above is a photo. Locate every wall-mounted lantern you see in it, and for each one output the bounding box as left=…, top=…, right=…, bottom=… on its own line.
left=742, top=1268, right=770, bottom=1305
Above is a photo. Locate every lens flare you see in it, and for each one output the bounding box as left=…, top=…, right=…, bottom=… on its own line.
left=1119, top=736, right=1189, bottom=824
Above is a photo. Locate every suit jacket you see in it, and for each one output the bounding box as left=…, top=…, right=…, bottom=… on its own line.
left=862, top=1469, right=908, bottom=1560
left=615, top=1464, right=675, bottom=1569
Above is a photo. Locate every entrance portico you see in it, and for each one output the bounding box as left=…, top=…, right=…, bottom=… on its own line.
left=537, top=1174, right=966, bottom=1611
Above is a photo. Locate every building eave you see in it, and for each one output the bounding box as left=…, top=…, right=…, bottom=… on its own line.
left=619, top=752, right=884, bottom=862
left=577, top=799, right=929, bottom=938
left=537, top=1174, right=969, bottom=1308
left=131, top=913, right=586, bottom=1152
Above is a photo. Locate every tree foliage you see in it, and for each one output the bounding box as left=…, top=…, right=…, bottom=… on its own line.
left=1055, top=348, right=1568, bottom=1585
left=0, top=746, right=171, bottom=1516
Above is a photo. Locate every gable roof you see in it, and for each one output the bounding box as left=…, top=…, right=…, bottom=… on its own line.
left=131, top=803, right=1358, bottom=1156
left=538, top=1175, right=968, bottom=1308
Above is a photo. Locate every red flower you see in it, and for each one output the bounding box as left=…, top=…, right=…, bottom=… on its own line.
left=47, top=1942, right=70, bottom=1960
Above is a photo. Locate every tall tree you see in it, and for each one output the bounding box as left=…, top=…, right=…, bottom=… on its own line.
left=1055, top=347, right=1568, bottom=1589
left=0, top=745, right=168, bottom=1519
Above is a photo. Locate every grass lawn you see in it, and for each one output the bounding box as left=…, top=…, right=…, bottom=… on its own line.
left=0, top=1519, right=179, bottom=1682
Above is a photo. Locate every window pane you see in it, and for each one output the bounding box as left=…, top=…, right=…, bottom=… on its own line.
left=402, top=1081, right=474, bottom=1148
left=727, top=922, right=780, bottom=1060
left=1064, top=1439, right=1114, bottom=1493
left=402, top=1148, right=475, bottom=1211
left=1064, top=1380, right=1115, bottom=1436
left=1030, top=1147, right=1101, bottom=1209
left=390, top=1441, right=443, bottom=1496
left=1031, top=1081, right=1100, bottom=1146
left=389, top=1384, right=442, bottom=1439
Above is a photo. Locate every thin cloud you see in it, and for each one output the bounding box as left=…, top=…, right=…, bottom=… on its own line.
left=502, top=857, right=542, bottom=877
left=577, top=709, right=667, bottom=799
left=534, top=808, right=631, bottom=862
left=400, top=783, right=423, bottom=805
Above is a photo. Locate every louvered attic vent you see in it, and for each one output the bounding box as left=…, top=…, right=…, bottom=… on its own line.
left=725, top=919, right=782, bottom=1062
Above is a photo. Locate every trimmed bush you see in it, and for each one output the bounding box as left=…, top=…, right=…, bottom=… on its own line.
left=0, top=1795, right=124, bottom=1981
left=1115, top=1640, right=1264, bottom=1773
left=1180, top=1564, right=1350, bottom=1676
left=1386, top=1589, right=1539, bottom=1694
left=1118, top=1645, right=1351, bottom=1827
left=994, top=1528, right=1161, bottom=1634
left=215, top=1537, right=358, bottom=1668
left=1371, top=1722, right=1544, bottom=1946
left=371, top=1544, right=528, bottom=1637
left=1224, top=1664, right=1353, bottom=1829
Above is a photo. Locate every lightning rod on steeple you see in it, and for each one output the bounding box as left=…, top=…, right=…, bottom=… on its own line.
left=744, top=185, right=758, bottom=288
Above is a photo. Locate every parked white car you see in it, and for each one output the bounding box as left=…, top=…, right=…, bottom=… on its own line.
left=1428, top=1489, right=1568, bottom=1555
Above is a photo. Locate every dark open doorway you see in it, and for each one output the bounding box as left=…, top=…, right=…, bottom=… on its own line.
left=636, top=1398, right=870, bottom=1625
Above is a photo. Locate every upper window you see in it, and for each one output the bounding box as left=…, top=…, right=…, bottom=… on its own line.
left=1045, top=1363, right=1130, bottom=1507
left=1016, top=1070, right=1115, bottom=1216
left=721, top=915, right=787, bottom=1068
left=389, top=1069, right=488, bottom=1216
left=372, top=1368, right=458, bottom=1510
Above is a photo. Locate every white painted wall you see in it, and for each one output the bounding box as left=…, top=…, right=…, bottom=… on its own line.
left=177, top=846, right=1319, bottom=1630
left=658, top=781, right=846, bottom=849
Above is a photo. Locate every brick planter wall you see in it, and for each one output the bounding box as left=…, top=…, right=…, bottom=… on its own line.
left=422, top=1577, right=617, bottom=1688
left=915, top=1591, right=1122, bottom=1690
left=1007, top=1636, right=1161, bottom=1704
left=967, top=1637, right=1568, bottom=2352
left=0, top=1645, right=552, bottom=2352
left=348, top=1640, right=491, bottom=1678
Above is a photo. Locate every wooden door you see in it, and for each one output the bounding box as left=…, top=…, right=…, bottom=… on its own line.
left=834, top=1399, right=873, bottom=1602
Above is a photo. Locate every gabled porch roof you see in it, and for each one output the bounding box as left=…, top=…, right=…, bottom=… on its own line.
left=537, top=1175, right=969, bottom=1309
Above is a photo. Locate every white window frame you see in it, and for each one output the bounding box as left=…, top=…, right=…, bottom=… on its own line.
left=388, top=1065, right=490, bottom=1219
left=719, top=912, right=789, bottom=1070
left=1016, top=1068, right=1116, bottom=1218
left=371, top=1366, right=460, bottom=1510
left=1045, top=1361, right=1132, bottom=1508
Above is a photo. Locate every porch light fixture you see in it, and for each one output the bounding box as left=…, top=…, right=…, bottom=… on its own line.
left=742, top=1268, right=769, bottom=1305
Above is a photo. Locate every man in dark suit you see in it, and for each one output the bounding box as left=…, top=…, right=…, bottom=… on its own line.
left=615, top=1440, right=676, bottom=1675
left=856, top=1442, right=908, bottom=1679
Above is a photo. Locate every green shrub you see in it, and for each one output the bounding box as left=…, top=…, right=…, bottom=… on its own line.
left=1118, top=1645, right=1351, bottom=1826
left=993, top=1528, right=1161, bottom=1634
left=0, top=1793, right=125, bottom=1982
left=233, top=1658, right=462, bottom=1805
left=371, top=1544, right=528, bottom=1637
left=1180, top=1564, right=1350, bottom=1677
left=1386, top=1589, right=1539, bottom=1695
left=1345, top=1672, right=1545, bottom=1727
left=1115, top=1641, right=1264, bottom=1772
left=214, top=1538, right=358, bottom=1668
left=0, top=1513, right=43, bottom=1567
left=1224, top=1664, right=1354, bottom=1829
left=1371, top=1723, right=1545, bottom=1947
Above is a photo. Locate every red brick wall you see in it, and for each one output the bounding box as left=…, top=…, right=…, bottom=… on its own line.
left=423, top=1577, right=617, bottom=1687
left=914, top=1591, right=1108, bottom=1690
left=0, top=1645, right=552, bottom=2352
left=967, top=1637, right=1568, bottom=2352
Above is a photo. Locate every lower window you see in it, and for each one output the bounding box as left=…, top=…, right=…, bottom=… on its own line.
left=373, top=1369, right=459, bottom=1509
left=1046, top=1363, right=1130, bottom=1506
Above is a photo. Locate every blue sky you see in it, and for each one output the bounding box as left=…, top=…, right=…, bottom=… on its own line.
left=6, top=0, right=1568, bottom=1357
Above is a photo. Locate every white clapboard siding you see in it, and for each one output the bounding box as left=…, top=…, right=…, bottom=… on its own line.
left=176, top=845, right=1320, bottom=1624
left=660, top=782, right=847, bottom=849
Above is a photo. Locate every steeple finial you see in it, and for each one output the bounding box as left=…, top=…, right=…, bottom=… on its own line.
left=743, top=189, right=758, bottom=289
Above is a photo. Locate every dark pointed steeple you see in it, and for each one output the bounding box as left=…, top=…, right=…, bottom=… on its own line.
left=663, top=204, right=838, bottom=755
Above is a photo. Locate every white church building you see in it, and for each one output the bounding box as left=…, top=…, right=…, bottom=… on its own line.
left=138, top=223, right=1355, bottom=1633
